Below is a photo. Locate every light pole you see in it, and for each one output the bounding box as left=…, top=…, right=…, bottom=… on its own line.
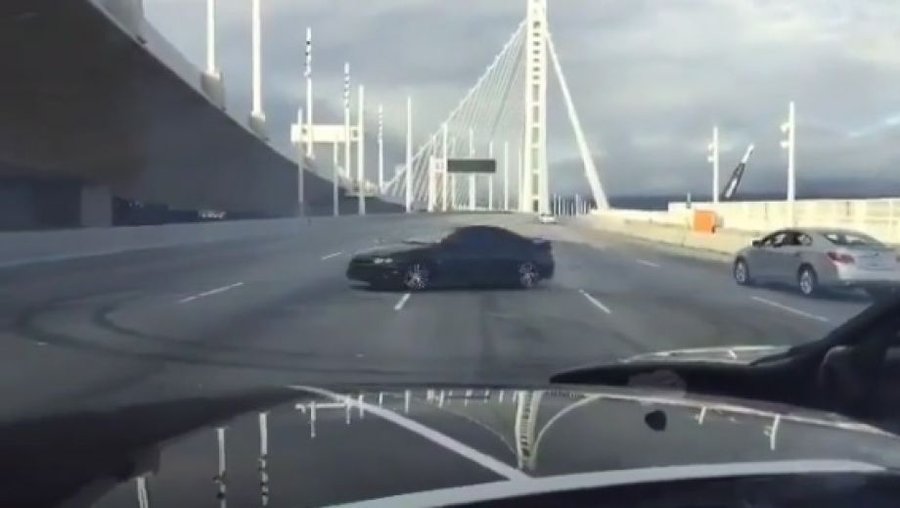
left=780, top=101, right=796, bottom=226
left=357, top=84, right=365, bottom=216
left=707, top=125, right=719, bottom=203
left=405, top=96, right=413, bottom=213
left=468, top=128, right=476, bottom=211
left=442, top=123, right=449, bottom=212
left=428, top=133, right=437, bottom=212
left=503, top=141, right=510, bottom=211
left=488, top=141, right=494, bottom=211
left=332, top=141, right=339, bottom=216
left=296, top=107, right=305, bottom=216
left=377, top=104, right=384, bottom=193
left=780, top=101, right=796, bottom=203
left=342, top=63, right=351, bottom=215
left=305, top=27, right=314, bottom=158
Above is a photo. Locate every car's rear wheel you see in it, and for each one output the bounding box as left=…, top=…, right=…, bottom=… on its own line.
left=518, top=262, right=540, bottom=289
left=798, top=265, right=819, bottom=297
left=402, top=263, right=430, bottom=291
left=733, top=258, right=752, bottom=286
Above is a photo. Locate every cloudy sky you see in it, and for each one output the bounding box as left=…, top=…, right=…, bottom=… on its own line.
left=145, top=0, right=900, bottom=198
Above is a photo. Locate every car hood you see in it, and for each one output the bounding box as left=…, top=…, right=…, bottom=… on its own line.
left=620, top=345, right=791, bottom=365
left=19, top=384, right=899, bottom=507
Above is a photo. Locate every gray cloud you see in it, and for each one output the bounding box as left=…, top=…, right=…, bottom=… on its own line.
left=145, top=0, right=900, bottom=199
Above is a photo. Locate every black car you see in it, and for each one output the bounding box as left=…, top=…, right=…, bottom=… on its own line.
left=347, top=225, right=554, bottom=290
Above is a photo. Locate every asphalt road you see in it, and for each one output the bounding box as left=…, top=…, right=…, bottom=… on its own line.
left=0, top=214, right=872, bottom=422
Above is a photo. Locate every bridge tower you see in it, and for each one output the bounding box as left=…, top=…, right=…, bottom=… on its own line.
left=521, top=0, right=549, bottom=214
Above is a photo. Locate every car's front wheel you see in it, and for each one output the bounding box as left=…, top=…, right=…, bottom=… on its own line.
left=518, top=261, right=540, bottom=289
left=798, top=265, right=819, bottom=297
left=402, top=263, right=431, bottom=291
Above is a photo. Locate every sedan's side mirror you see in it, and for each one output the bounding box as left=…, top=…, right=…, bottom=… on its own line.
left=751, top=239, right=762, bottom=248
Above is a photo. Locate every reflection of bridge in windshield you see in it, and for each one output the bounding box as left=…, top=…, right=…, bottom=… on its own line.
left=119, top=387, right=892, bottom=508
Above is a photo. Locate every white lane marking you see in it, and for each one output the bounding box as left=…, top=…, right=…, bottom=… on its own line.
left=394, top=292, right=412, bottom=311
left=320, top=251, right=343, bottom=261
left=750, top=296, right=830, bottom=323
left=178, top=282, right=245, bottom=304
left=292, top=385, right=528, bottom=481
left=578, top=289, right=612, bottom=314
left=329, top=460, right=883, bottom=508
left=636, top=259, right=661, bottom=268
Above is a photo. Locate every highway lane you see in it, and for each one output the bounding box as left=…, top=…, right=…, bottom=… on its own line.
left=0, top=214, right=872, bottom=421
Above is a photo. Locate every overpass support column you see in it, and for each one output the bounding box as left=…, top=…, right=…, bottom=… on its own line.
left=201, top=0, right=225, bottom=109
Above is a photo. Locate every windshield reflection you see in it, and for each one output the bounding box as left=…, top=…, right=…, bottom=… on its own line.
left=93, top=386, right=899, bottom=508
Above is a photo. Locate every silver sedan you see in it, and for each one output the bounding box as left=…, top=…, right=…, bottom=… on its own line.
left=732, top=228, right=900, bottom=296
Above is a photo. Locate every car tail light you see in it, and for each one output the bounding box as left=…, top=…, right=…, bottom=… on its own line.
left=827, top=252, right=855, bottom=264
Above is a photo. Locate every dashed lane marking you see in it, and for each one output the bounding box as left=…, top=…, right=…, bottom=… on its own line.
left=178, top=282, right=245, bottom=304
left=578, top=289, right=612, bottom=314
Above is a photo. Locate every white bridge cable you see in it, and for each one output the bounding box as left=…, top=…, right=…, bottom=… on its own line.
left=544, top=26, right=610, bottom=210
left=403, top=25, right=519, bottom=207
left=384, top=20, right=527, bottom=197
left=469, top=28, right=526, bottom=208
left=487, top=42, right=527, bottom=208
left=447, top=26, right=525, bottom=208
left=384, top=26, right=524, bottom=198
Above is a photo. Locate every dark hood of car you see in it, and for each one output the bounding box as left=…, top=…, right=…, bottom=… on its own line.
left=16, top=384, right=900, bottom=507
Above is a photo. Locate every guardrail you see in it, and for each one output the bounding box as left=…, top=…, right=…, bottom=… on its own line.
left=667, top=199, right=900, bottom=242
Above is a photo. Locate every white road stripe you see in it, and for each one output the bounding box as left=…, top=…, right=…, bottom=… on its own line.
left=320, top=251, right=343, bottom=261
left=292, top=385, right=529, bottom=481
left=636, top=259, right=661, bottom=268
left=750, top=296, right=830, bottom=323
left=579, top=289, right=612, bottom=314
left=394, top=292, right=412, bottom=311
left=178, top=282, right=244, bottom=304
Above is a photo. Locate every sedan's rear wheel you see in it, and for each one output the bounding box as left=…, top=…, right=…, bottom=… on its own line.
left=403, top=263, right=430, bottom=291
left=733, top=258, right=752, bottom=286
left=518, top=262, right=540, bottom=289
left=798, top=266, right=818, bottom=297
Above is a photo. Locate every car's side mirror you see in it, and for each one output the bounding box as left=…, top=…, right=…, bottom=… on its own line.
left=751, top=239, right=762, bottom=248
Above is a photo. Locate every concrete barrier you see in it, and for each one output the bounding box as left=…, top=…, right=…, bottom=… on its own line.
left=585, top=211, right=900, bottom=263
left=0, top=215, right=406, bottom=268
left=582, top=213, right=756, bottom=261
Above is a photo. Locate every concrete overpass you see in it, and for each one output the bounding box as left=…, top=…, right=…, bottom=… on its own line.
left=0, top=0, right=397, bottom=230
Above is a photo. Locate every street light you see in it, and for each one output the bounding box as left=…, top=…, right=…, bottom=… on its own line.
left=780, top=101, right=796, bottom=203
left=780, top=101, right=796, bottom=226
left=707, top=126, right=719, bottom=204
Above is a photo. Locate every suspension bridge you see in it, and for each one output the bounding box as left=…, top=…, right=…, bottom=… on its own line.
left=295, top=0, right=608, bottom=218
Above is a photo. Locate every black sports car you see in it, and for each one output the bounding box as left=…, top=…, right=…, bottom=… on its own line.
left=347, top=225, right=554, bottom=290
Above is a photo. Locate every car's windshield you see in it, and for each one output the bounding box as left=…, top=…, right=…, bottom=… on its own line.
left=6, top=0, right=900, bottom=505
